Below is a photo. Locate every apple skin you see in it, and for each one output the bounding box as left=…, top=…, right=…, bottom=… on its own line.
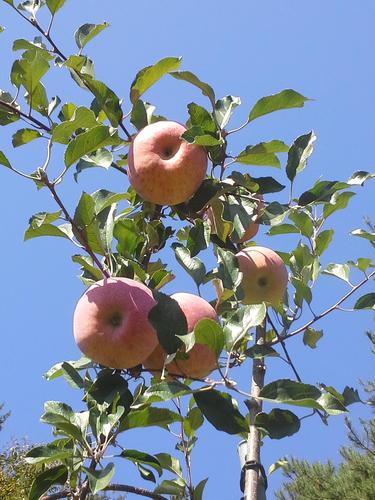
left=206, top=194, right=264, bottom=243
left=73, top=277, right=158, bottom=369
left=236, top=246, right=288, bottom=305
left=128, top=121, right=208, bottom=206
left=144, top=292, right=218, bottom=379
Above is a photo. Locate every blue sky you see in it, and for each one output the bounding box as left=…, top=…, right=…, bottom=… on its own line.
left=0, top=0, right=374, bottom=498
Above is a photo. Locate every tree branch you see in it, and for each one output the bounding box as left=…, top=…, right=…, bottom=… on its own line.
left=271, top=270, right=375, bottom=345
left=0, top=98, right=51, bottom=132
left=41, top=484, right=168, bottom=500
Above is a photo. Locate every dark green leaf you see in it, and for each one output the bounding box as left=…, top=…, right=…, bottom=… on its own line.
left=73, top=191, right=104, bottom=253
left=193, top=478, right=208, bottom=500
left=268, top=224, right=299, bottom=236
left=194, top=389, right=248, bottom=435
left=12, top=128, right=42, bottom=147
left=44, top=357, right=93, bottom=380
left=84, top=79, right=123, bottom=127
left=182, top=127, right=222, bottom=146
left=119, top=407, right=181, bottom=432
left=245, top=344, right=279, bottom=359
left=170, top=70, right=215, bottom=107
left=61, top=361, right=84, bottom=389
left=354, top=293, right=375, bottom=310
left=187, top=219, right=210, bottom=257
left=75, top=22, right=109, bottom=50
left=317, top=392, right=347, bottom=415
left=154, top=479, right=186, bottom=496
left=130, top=99, right=158, bottom=129
left=183, top=407, right=204, bottom=438
left=25, top=443, right=72, bottom=464
left=114, top=218, right=142, bottom=258
left=83, top=463, right=115, bottom=494
left=286, top=131, right=316, bottom=182
left=248, top=89, right=310, bottom=122
left=224, top=304, right=266, bottom=350
left=343, top=386, right=362, bottom=406
left=28, top=465, right=68, bottom=500
left=260, top=379, right=323, bottom=409
left=120, top=450, right=162, bottom=476
left=323, top=191, right=355, bottom=218
left=237, top=140, right=288, bottom=167
left=255, top=409, right=300, bottom=439
left=173, top=244, right=206, bottom=287
left=216, top=247, right=242, bottom=291
left=0, top=90, right=20, bottom=125
left=87, top=372, right=133, bottom=411
left=138, top=380, right=194, bottom=404
left=148, top=290, right=188, bottom=354
left=130, top=57, right=182, bottom=104
left=298, top=180, right=344, bottom=206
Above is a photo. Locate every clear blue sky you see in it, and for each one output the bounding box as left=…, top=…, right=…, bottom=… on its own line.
left=0, top=0, right=374, bottom=498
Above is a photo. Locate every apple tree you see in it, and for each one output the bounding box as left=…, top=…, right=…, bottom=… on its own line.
left=0, top=1, right=374, bottom=499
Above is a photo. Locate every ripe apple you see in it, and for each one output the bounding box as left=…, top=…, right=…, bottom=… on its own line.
left=128, top=121, right=208, bottom=206
left=144, top=292, right=218, bottom=379
left=207, top=194, right=264, bottom=243
left=236, top=246, right=288, bottom=305
left=73, top=277, right=158, bottom=369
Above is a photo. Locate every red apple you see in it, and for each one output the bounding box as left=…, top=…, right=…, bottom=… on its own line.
left=73, top=277, right=158, bottom=369
left=144, top=292, right=218, bottom=378
left=236, top=246, right=288, bottom=305
left=128, top=121, right=208, bottom=205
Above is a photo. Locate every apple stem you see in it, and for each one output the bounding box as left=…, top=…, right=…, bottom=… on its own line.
left=243, top=323, right=267, bottom=500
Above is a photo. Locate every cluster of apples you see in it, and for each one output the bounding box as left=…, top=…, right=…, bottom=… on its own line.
left=73, top=121, right=288, bottom=378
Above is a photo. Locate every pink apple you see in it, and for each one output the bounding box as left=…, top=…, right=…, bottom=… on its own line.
left=236, top=246, right=288, bottom=305
left=144, top=292, right=218, bottom=379
left=73, top=277, right=158, bottom=369
left=128, top=121, right=208, bottom=205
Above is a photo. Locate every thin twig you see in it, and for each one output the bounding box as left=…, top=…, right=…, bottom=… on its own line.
left=41, top=484, right=168, bottom=500
left=271, top=270, right=375, bottom=345
left=0, top=98, right=51, bottom=132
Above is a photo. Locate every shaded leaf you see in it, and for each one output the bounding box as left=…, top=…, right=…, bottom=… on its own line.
left=194, top=389, right=248, bottom=435
left=119, top=407, right=181, bottom=432
left=255, top=409, right=300, bottom=439
left=75, top=22, right=109, bottom=50
left=286, top=131, right=316, bottom=182
left=214, top=95, right=241, bottom=128
left=322, top=263, right=351, bottom=283
left=260, top=379, right=323, bottom=410
left=194, top=318, right=224, bottom=357
left=354, top=293, right=375, bottom=310
left=83, top=463, right=115, bottom=494
left=28, top=465, right=68, bottom=500
left=173, top=244, right=206, bottom=287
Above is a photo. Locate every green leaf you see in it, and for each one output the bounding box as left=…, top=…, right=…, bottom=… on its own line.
left=182, top=127, right=222, bottom=146
left=350, top=229, right=375, bottom=242
left=245, top=344, right=279, bottom=359
left=248, top=89, right=310, bottom=122
left=130, top=57, right=182, bottom=104
left=315, top=229, right=334, bottom=256
left=114, top=218, right=142, bottom=258
left=148, top=291, right=188, bottom=354
left=286, top=131, right=316, bottom=182
left=12, top=128, right=42, bottom=147
left=187, top=219, right=210, bottom=257
left=0, top=90, right=20, bottom=125
left=130, top=99, right=159, bottom=129
left=46, top=0, right=66, bottom=14
left=343, top=386, right=362, bottom=406
left=214, top=95, right=241, bottom=128
left=24, top=211, right=73, bottom=241
left=216, top=247, right=242, bottom=292
left=84, top=79, right=123, bottom=127
left=119, top=407, right=181, bottom=432
left=75, top=22, right=109, bottom=50
left=255, top=408, right=300, bottom=439
left=52, top=106, right=98, bottom=144
left=237, top=140, right=289, bottom=167
left=224, top=304, right=266, bottom=350
left=187, top=102, right=216, bottom=132
left=28, top=465, right=68, bottom=500
left=322, top=263, right=351, bottom=283
left=193, top=478, right=209, bottom=500
left=0, top=151, right=12, bottom=169
left=170, top=70, right=216, bottom=107
left=12, top=37, right=51, bottom=57
left=260, top=379, right=323, bottom=410
left=25, top=443, right=72, bottom=464
left=119, top=450, right=162, bottom=476
left=86, top=372, right=133, bottom=410
left=354, top=293, right=375, bottom=310
left=303, top=328, right=323, bottom=349
left=268, top=224, right=299, bottom=236
left=173, top=244, right=206, bottom=287
left=183, top=407, right=204, bottom=438
left=268, top=459, right=289, bottom=476
left=11, top=49, right=50, bottom=94
left=347, top=170, right=375, bottom=185
left=73, top=191, right=104, bottom=254
left=154, top=480, right=186, bottom=496
left=83, top=463, right=115, bottom=494
left=60, top=361, right=84, bottom=389
left=323, top=191, right=356, bottom=218
left=74, top=149, right=113, bottom=180
left=194, top=318, right=224, bottom=357
left=72, top=254, right=103, bottom=283
left=194, top=389, right=248, bottom=435
left=65, top=125, right=120, bottom=167
left=138, top=380, right=194, bottom=404
left=298, top=180, right=344, bottom=206
left=317, top=392, right=347, bottom=415
left=44, top=357, right=93, bottom=380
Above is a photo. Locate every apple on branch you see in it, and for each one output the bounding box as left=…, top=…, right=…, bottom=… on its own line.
left=128, top=121, right=208, bottom=206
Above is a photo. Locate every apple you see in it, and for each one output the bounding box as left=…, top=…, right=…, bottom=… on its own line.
left=236, top=246, right=288, bottom=305
left=128, top=121, right=208, bottom=205
left=144, top=292, right=218, bottom=379
left=73, top=277, right=158, bottom=369
left=207, top=194, right=264, bottom=243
